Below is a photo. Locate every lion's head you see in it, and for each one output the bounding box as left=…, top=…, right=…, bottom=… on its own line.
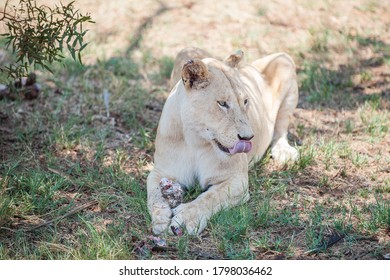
left=180, top=51, right=255, bottom=156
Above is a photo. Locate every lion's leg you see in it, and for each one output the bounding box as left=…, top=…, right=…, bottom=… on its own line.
left=253, top=53, right=299, bottom=164
left=147, top=170, right=172, bottom=235
left=271, top=77, right=299, bottom=164
left=169, top=177, right=249, bottom=235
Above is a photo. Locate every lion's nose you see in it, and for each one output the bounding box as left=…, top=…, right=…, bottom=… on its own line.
left=238, top=134, right=254, bottom=141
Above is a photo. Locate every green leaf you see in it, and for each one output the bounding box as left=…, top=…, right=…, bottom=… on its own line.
left=41, top=63, right=53, bottom=74
left=0, top=0, right=93, bottom=80
left=72, top=37, right=78, bottom=48
left=79, top=43, right=88, bottom=52
left=78, top=51, right=82, bottom=64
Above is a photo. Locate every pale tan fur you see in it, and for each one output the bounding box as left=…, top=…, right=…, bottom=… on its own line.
left=147, top=48, right=299, bottom=235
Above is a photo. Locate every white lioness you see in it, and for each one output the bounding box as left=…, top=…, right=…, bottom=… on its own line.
left=147, top=48, right=299, bottom=235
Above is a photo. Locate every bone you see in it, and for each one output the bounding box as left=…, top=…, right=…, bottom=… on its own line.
left=171, top=226, right=183, bottom=236
left=159, top=178, right=184, bottom=208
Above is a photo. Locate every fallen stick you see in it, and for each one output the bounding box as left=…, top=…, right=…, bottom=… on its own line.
left=26, top=200, right=98, bottom=231
left=305, top=231, right=345, bottom=254
left=47, top=167, right=75, bottom=184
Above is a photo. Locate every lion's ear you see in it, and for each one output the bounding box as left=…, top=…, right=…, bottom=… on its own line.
left=182, top=59, right=210, bottom=90
left=224, top=50, right=244, bottom=67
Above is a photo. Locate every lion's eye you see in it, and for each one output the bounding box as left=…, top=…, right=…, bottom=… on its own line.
left=244, top=99, right=249, bottom=106
left=217, top=101, right=230, bottom=109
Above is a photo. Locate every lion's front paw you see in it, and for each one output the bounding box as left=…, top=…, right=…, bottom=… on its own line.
left=170, top=203, right=208, bottom=235
left=150, top=202, right=172, bottom=235
left=271, top=138, right=299, bottom=164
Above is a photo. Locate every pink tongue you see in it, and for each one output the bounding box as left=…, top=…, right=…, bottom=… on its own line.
left=228, top=140, right=252, bottom=154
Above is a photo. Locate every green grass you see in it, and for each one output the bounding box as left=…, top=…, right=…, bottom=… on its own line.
left=0, top=43, right=155, bottom=258
left=299, top=62, right=354, bottom=106
left=1, top=83, right=389, bottom=260
left=350, top=152, right=369, bottom=168
left=309, top=28, right=329, bottom=53
left=257, top=6, right=267, bottom=17
left=157, top=56, right=175, bottom=81
left=360, top=196, right=390, bottom=232
left=358, top=101, right=389, bottom=142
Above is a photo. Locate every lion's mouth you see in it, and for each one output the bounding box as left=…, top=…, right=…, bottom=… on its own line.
left=214, top=140, right=252, bottom=154
left=215, top=140, right=230, bottom=153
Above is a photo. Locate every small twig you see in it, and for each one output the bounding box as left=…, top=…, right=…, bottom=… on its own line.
left=331, top=167, right=344, bottom=179
left=305, top=230, right=345, bottom=254
left=379, top=166, right=390, bottom=173
left=48, top=167, right=74, bottom=184
left=0, top=226, right=19, bottom=233
left=35, top=241, right=72, bottom=253
left=353, top=235, right=379, bottom=242
left=0, top=0, right=14, bottom=22
left=193, top=251, right=224, bottom=260
left=25, top=200, right=98, bottom=231
left=0, top=126, right=12, bottom=133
